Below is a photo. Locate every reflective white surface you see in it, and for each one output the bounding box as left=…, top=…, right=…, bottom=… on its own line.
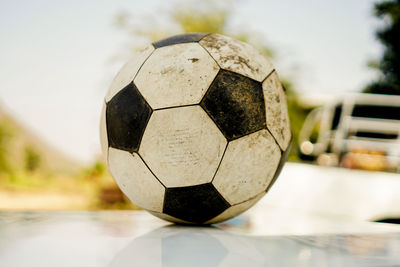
left=2, top=163, right=400, bottom=266
left=1, top=208, right=400, bottom=267
left=264, top=163, right=400, bottom=222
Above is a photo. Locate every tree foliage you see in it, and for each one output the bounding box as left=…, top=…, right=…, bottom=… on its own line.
left=24, top=146, right=41, bottom=172
left=173, top=5, right=228, bottom=34
left=0, top=121, right=13, bottom=174
left=364, top=0, right=400, bottom=95
left=115, top=1, right=273, bottom=57
left=115, top=0, right=307, bottom=160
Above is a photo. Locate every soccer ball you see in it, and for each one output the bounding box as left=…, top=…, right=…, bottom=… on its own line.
left=100, top=33, right=291, bottom=224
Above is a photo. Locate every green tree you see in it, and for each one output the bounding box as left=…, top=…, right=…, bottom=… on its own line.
left=0, top=121, right=13, bottom=174
left=24, top=146, right=41, bottom=172
left=115, top=0, right=306, bottom=160
left=364, top=0, right=400, bottom=95
left=115, top=1, right=272, bottom=57
left=83, top=160, right=106, bottom=178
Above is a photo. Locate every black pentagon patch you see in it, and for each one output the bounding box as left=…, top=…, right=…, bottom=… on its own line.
left=266, top=136, right=292, bottom=193
left=106, top=83, right=152, bottom=152
left=163, top=183, right=229, bottom=224
left=162, top=230, right=227, bottom=267
left=153, top=33, right=209, bottom=48
left=201, top=70, right=266, bottom=141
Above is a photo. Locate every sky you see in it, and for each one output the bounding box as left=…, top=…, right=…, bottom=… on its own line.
left=0, top=0, right=381, bottom=162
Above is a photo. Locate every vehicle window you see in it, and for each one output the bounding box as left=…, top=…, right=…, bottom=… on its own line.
left=331, top=104, right=342, bottom=130
left=351, top=105, right=400, bottom=120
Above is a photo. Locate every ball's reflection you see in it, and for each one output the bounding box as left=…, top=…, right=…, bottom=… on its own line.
left=110, top=225, right=400, bottom=267
left=109, top=226, right=264, bottom=267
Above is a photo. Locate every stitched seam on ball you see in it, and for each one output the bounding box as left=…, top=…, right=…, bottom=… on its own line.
left=136, top=152, right=167, bottom=189
left=132, top=45, right=156, bottom=105
left=153, top=103, right=199, bottom=111
left=261, top=68, right=276, bottom=84
left=210, top=141, right=228, bottom=183
left=136, top=107, right=153, bottom=153
left=198, top=41, right=222, bottom=69
left=232, top=190, right=265, bottom=206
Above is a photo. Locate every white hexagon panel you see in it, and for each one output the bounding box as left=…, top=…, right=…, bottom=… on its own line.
left=108, top=148, right=165, bottom=212
left=139, top=105, right=227, bottom=187
left=262, top=71, right=292, bottom=151
left=134, top=43, right=220, bottom=109
left=105, top=45, right=154, bottom=102
left=212, top=129, right=281, bottom=205
left=200, top=33, right=274, bottom=82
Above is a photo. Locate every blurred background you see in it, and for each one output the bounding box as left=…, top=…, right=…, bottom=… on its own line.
left=0, top=0, right=399, bottom=216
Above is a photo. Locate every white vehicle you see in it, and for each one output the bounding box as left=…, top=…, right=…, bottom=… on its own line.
left=299, top=93, right=400, bottom=172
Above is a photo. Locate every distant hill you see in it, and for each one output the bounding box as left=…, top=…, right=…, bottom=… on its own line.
left=0, top=105, right=81, bottom=174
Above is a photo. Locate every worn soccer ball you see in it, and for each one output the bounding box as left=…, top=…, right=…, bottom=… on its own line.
left=100, top=33, right=291, bottom=224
